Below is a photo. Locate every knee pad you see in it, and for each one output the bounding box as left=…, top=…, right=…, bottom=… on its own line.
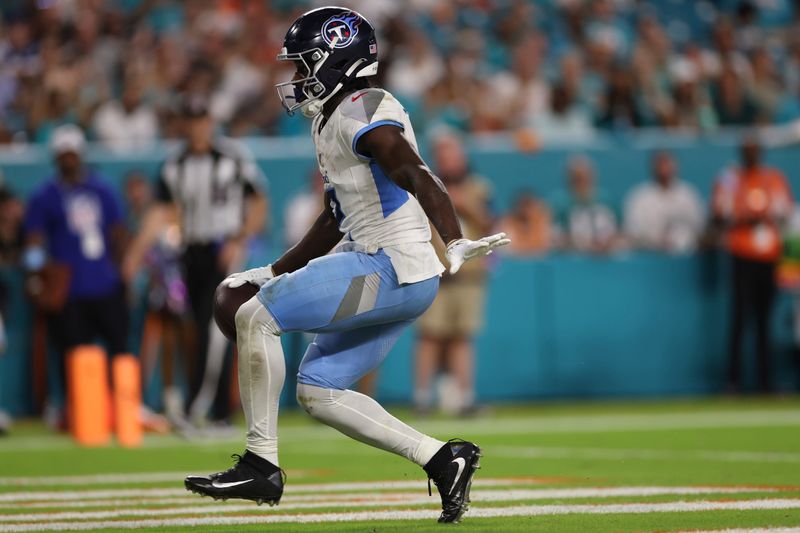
left=296, top=382, right=337, bottom=418
left=235, top=296, right=282, bottom=337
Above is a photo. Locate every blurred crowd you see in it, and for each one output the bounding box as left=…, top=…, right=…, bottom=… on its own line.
left=1, top=120, right=795, bottom=430
left=1, top=0, right=800, bottom=433
left=2, top=0, right=800, bottom=146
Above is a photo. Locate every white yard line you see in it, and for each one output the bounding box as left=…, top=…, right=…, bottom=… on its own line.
left=1, top=499, right=800, bottom=531
left=680, top=529, right=800, bottom=533
left=0, top=487, right=782, bottom=521
left=492, top=446, right=800, bottom=464
left=0, top=473, right=192, bottom=487
left=0, top=478, right=541, bottom=503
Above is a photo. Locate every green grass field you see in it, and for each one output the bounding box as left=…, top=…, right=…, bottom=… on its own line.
left=1, top=397, right=799, bottom=532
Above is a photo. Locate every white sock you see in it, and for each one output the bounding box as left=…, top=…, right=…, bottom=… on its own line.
left=235, top=296, right=285, bottom=466
left=297, top=382, right=444, bottom=466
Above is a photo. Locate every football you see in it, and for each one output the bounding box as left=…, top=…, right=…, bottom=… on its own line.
left=213, top=281, right=259, bottom=342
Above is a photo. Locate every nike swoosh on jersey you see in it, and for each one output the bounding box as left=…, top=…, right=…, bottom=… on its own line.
left=211, top=479, right=253, bottom=489
left=351, top=91, right=368, bottom=102
left=449, top=457, right=467, bottom=495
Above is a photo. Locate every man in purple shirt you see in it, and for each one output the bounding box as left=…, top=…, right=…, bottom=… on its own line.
left=23, top=125, right=129, bottom=421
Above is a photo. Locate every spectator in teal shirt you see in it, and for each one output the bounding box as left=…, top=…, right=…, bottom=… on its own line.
left=549, top=154, right=624, bottom=254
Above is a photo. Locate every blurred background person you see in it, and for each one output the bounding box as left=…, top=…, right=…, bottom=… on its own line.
left=0, top=184, right=24, bottom=427
left=550, top=155, right=623, bottom=254
left=122, top=172, right=189, bottom=429
left=123, top=171, right=153, bottom=232
left=124, top=96, right=268, bottom=429
left=414, top=131, right=493, bottom=415
left=22, top=124, right=129, bottom=429
left=624, top=151, right=705, bottom=253
left=499, top=191, right=552, bottom=256
left=0, top=185, right=25, bottom=266
left=92, top=73, right=158, bottom=152
left=711, top=138, right=793, bottom=393
left=531, top=83, right=595, bottom=142
left=284, top=169, right=325, bottom=248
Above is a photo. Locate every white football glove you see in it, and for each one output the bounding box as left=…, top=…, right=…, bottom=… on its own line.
left=222, top=264, right=276, bottom=289
left=445, top=233, right=511, bottom=274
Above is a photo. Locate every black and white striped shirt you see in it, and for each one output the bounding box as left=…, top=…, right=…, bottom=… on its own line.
left=157, top=138, right=265, bottom=244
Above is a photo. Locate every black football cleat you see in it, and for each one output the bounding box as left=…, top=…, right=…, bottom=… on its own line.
left=423, top=439, right=482, bottom=523
left=184, top=450, right=284, bottom=506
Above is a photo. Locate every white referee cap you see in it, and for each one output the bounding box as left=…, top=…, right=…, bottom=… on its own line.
left=50, top=124, right=86, bottom=156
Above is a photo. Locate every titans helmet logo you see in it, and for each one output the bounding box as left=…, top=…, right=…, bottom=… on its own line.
left=321, top=12, right=360, bottom=49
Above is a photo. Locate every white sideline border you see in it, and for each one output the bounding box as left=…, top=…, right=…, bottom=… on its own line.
left=0, top=487, right=782, bottom=521
left=0, top=478, right=542, bottom=503
left=493, top=446, right=800, bottom=464
left=682, top=529, right=800, bottom=533
left=1, top=499, right=800, bottom=532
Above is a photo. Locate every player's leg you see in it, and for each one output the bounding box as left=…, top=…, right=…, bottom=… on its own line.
left=296, top=320, right=444, bottom=466
left=184, top=294, right=285, bottom=504
left=185, top=251, right=404, bottom=504
left=295, top=318, right=482, bottom=524
left=290, top=261, right=480, bottom=523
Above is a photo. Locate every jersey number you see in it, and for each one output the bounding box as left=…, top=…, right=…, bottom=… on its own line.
left=326, top=188, right=345, bottom=226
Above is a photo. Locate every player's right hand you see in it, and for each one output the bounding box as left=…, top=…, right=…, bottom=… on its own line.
left=445, top=232, right=511, bottom=274
left=222, top=264, right=276, bottom=288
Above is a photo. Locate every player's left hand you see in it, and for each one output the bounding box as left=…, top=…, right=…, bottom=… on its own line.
left=445, top=232, right=511, bottom=274
left=222, top=264, right=276, bottom=289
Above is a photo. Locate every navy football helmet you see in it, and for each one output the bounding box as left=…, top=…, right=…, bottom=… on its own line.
left=276, top=6, right=378, bottom=118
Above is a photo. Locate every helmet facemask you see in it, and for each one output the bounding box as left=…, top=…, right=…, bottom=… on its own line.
left=276, top=43, right=377, bottom=118
left=275, top=47, right=331, bottom=118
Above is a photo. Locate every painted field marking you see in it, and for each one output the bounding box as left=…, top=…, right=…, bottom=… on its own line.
left=682, top=529, right=800, bottom=533
left=0, top=478, right=542, bottom=503
left=1, top=499, right=800, bottom=531
left=0, top=487, right=783, bottom=521
left=0, top=473, right=192, bottom=487
left=492, top=446, right=800, bottom=464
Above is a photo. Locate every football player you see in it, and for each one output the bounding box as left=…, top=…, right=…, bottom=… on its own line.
left=184, top=6, right=509, bottom=523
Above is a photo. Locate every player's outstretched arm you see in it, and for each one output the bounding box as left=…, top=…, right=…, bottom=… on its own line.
left=358, top=125, right=463, bottom=244
left=271, top=205, right=343, bottom=275
left=357, top=125, right=509, bottom=273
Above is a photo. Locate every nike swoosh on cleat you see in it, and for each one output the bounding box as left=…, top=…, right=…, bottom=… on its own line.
left=448, top=457, right=466, bottom=495
left=351, top=91, right=368, bottom=102
left=211, top=479, right=253, bottom=489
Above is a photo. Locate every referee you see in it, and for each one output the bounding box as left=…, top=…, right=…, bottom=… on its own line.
left=125, top=96, right=268, bottom=427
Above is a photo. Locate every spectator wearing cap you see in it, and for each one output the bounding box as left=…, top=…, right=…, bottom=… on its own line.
left=124, top=96, right=268, bottom=427
left=624, top=151, right=705, bottom=253
left=23, top=124, right=129, bottom=426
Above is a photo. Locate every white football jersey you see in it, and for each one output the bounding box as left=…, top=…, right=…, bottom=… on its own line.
left=311, top=88, right=444, bottom=284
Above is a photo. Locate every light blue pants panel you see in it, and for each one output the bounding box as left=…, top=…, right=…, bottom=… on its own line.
left=257, top=250, right=439, bottom=389
left=298, top=319, right=413, bottom=390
